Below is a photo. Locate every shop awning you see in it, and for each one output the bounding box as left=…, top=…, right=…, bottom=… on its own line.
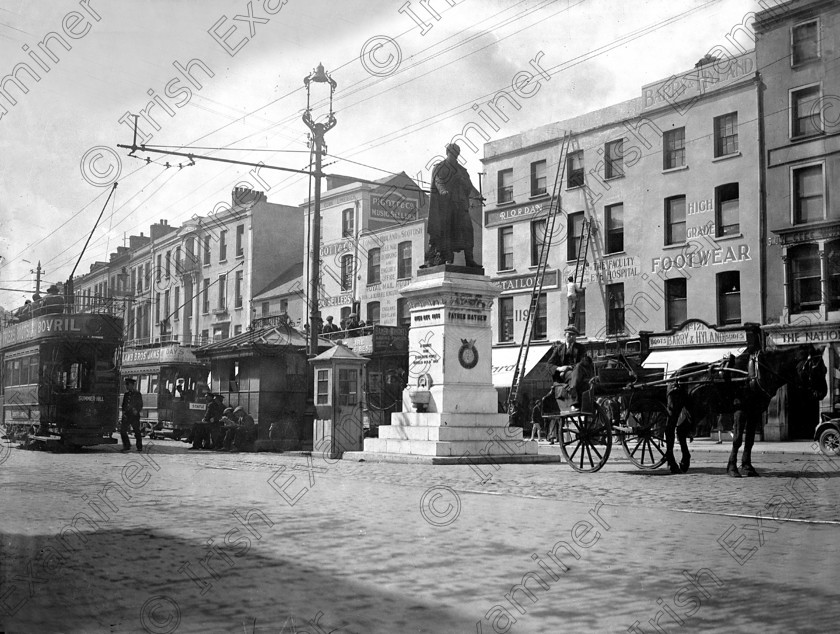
left=642, top=346, right=745, bottom=378
left=492, top=344, right=553, bottom=388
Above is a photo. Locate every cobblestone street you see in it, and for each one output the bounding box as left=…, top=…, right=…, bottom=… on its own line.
left=1, top=440, right=838, bottom=633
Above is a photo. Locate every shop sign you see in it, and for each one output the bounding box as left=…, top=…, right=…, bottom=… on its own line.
left=123, top=345, right=199, bottom=366
left=642, top=52, right=754, bottom=110
left=370, top=194, right=418, bottom=224
left=485, top=199, right=552, bottom=227
left=0, top=314, right=116, bottom=349
left=494, top=269, right=559, bottom=294
left=649, top=320, right=746, bottom=348
left=651, top=244, right=750, bottom=273
left=767, top=328, right=840, bottom=346
left=578, top=257, right=639, bottom=283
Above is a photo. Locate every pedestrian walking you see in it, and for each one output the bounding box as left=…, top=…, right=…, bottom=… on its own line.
left=120, top=377, right=144, bottom=452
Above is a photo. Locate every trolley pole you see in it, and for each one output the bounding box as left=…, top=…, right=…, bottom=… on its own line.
left=302, top=63, right=337, bottom=357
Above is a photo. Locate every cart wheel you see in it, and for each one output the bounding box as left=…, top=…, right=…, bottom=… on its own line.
left=818, top=427, right=840, bottom=457
left=559, top=406, right=612, bottom=473
left=619, top=400, right=668, bottom=469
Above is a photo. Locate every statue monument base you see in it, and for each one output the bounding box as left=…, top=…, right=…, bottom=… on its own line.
left=344, top=270, right=560, bottom=464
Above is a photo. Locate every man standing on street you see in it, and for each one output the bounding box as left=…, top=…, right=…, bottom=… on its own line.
left=120, top=377, right=144, bottom=452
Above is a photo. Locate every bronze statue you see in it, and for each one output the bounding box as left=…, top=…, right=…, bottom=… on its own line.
left=423, top=143, right=479, bottom=268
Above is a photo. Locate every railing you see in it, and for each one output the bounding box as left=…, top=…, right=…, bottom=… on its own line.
left=177, top=258, right=200, bottom=276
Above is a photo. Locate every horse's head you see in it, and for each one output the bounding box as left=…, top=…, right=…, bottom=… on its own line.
left=796, top=345, right=828, bottom=401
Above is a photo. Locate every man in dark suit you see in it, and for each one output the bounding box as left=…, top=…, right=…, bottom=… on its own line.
left=542, top=326, right=593, bottom=442
left=120, top=378, right=145, bottom=452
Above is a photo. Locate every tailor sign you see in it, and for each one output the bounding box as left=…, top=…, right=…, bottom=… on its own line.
left=494, top=269, right=559, bottom=294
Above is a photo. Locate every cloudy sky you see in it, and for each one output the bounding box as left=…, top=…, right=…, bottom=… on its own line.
left=0, top=0, right=764, bottom=309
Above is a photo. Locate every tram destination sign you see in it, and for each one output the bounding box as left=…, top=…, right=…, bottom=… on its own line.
left=0, top=314, right=119, bottom=349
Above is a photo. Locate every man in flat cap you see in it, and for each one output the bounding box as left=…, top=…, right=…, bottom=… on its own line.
left=542, top=325, right=593, bottom=442
left=120, top=377, right=145, bottom=452
left=423, top=143, right=479, bottom=268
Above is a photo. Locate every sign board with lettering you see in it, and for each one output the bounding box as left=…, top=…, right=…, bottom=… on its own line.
left=368, top=194, right=419, bottom=229
left=766, top=326, right=840, bottom=347
left=494, top=270, right=559, bottom=294
left=642, top=52, right=755, bottom=111
left=0, top=314, right=122, bottom=349
left=485, top=198, right=553, bottom=227
left=649, top=320, right=746, bottom=348
left=122, top=345, right=201, bottom=367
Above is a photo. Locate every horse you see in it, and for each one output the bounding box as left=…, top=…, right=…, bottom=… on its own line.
left=663, top=344, right=827, bottom=477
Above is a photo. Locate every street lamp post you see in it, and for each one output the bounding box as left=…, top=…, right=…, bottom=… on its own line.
left=303, top=62, right=337, bottom=357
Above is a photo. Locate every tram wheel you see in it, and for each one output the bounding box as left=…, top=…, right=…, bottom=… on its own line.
left=618, top=400, right=668, bottom=469
left=559, top=406, right=612, bottom=473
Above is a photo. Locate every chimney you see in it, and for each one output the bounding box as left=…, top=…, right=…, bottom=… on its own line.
left=129, top=233, right=150, bottom=250
left=150, top=219, right=175, bottom=241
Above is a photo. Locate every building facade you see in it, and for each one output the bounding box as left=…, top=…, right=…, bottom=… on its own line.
left=482, top=52, right=762, bottom=398
left=757, top=0, right=840, bottom=438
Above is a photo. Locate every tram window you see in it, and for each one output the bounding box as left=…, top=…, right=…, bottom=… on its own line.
left=19, top=358, right=30, bottom=385
left=29, top=356, right=40, bottom=384
left=3, top=361, right=12, bottom=387
left=149, top=374, right=159, bottom=394
left=12, top=359, right=21, bottom=386
left=138, top=374, right=151, bottom=394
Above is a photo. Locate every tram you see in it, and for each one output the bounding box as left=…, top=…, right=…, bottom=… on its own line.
left=120, top=344, right=209, bottom=440
left=0, top=312, right=122, bottom=448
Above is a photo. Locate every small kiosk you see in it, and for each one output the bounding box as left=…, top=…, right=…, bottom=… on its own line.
left=309, top=343, right=368, bottom=458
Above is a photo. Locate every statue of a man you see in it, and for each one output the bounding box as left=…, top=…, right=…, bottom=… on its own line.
left=424, top=143, right=479, bottom=268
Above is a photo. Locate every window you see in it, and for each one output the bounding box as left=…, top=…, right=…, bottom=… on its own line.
left=367, top=301, right=380, bottom=325
left=235, top=270, right=243, bottom=308
left=338, top=369, right=358, bottom=406
left=131, top=269, right=136, bottom=294
left=531, top=219, right=547, bottom=266
left=499, top=296, right=514, bottom=343
left=219, top=230, right=228, bottom=261
left=163, top=290, right=170, bottom=325
left=173, top=287, right=180, bottom=321
left=605, top=140, right=624, bottom=179
left=715, top=183, right=740, bottom=237
left=665, top=196, right=686, bottom=245
left=498, top=226, right=514, bottom=271
left=663, top=128, right=685, bottom=169
left=790, top=244, right=821, bottom=313
left=567, top=151, right=584, bottom=188
left=397, top=241, right=412, bottom=279
left=607, top=283, right=625, bottom=335
left=397, top=298, right=411, bottom=326
left=340, top=306, right=351, bottom=323
left=531, top=160, right=547, bottom=196
left=174, top=247, right=181, bottom=274
left=714, top=113, right=738, bottom=157
left=341, top=254, right=353, bottom=291
left=498, top=168, right=513, bottom=203
left=717, top=272, right=741, bottom=324
left=316, top=369, right=331, bottom=405
left=236, top=224, right=245, bottom=257
left=605, top=203, right=624, bottom=254
left=791, top=85, right=822, bottom=137
left=155, top=292, right=161, bottom=323
left=218, top=275, right=226, bottom=309
left=280, top=299, right=288, bottom=314
left=261, top=302, right=270, bottom=317
left=156, top=255, right=162, bottom=282
left=203, top=236, right=211, bottom=265
left=567, top=212, right=585, bottom=261
left=531, top=294, right=547, bottom=341
left=342, top=208, right=354, bottom=238
left=234, top=325, right=242, bottom=336
left=165, top=251, right=171, bottom=278
left=792, top=20, right=819, bottom=65
left=367, top=248, right=381, bottom=285
left=665, top=279, right=687, bottom=329
left=793, top=164, right=824, bottom=224
left=827, top=241, right=840, bottom=312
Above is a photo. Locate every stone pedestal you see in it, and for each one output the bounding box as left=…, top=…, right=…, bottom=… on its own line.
left=346, top=268, right=553, bottom=464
